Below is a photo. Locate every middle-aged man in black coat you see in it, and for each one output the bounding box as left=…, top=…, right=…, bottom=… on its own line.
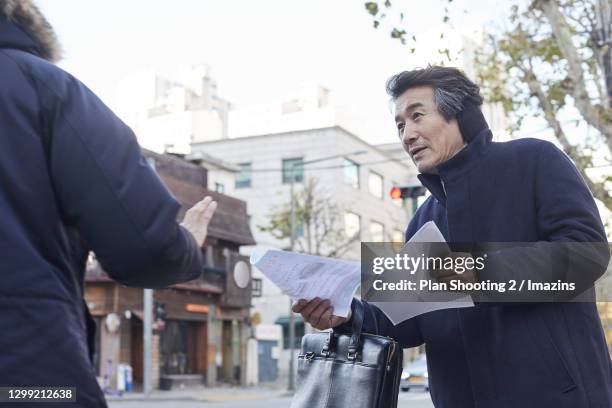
left=295, top=66, right=612, bottom=407
left=0, top=1, right=217, bottom=407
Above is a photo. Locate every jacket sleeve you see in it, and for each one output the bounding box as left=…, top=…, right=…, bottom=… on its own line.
left=337, top=299, right=424, bottom=348
left=37, top=69, right=204, bottom=288
left=477, top=141, right=610, bottom=301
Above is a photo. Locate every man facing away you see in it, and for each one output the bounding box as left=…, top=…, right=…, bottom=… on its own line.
left=294, top=66, right=612, bottom=407
left=0, top=1, right=217, bottom=406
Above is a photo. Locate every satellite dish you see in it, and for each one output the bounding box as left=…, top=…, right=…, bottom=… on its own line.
left=233, top=261, right=250, bottom=289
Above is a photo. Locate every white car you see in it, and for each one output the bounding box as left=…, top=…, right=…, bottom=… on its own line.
left=400, top=354, right=429, bottom=392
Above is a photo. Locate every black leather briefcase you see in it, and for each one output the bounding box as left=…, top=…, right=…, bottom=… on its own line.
left=290, top=301, right=403, bottom=408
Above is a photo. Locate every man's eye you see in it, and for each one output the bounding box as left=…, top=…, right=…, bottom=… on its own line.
left=397, top=123, right=405, bottom=131
left=412, top=112, right=423, bottom=120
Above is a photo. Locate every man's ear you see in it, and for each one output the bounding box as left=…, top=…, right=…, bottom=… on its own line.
left=456, top=103, right=490, bottom=143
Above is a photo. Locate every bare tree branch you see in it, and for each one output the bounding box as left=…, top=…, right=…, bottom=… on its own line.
left=524, top=69, right=612, bottom=208
left=258, top=177, right=359, bottom=258
left=534, top=0, right=612, bottom=152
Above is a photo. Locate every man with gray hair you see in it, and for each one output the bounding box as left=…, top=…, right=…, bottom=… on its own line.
left=294, top=66, right=611, bottom=407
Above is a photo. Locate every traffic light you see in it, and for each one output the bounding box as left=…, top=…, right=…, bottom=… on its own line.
left=390, top=185, right=426, bottom=200
left=390, top=186, right=403, bottom=200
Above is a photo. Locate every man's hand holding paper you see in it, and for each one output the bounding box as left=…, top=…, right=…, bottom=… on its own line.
left=291, top=298, right=350, bottom=330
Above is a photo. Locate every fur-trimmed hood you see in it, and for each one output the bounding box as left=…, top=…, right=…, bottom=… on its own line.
left=0, top=0, right=60, bottom=62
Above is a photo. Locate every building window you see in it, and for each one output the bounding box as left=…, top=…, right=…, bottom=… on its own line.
left=215, top=182, right=225, bottom=193
left=252, top=278, right=263, bottom=297
left=235, top=163, right=252, bottom=189
left=369, top=221, right=384, bottom=242
left=392, top=229, right=405, bottom=243
left=282, top=158, right=304, bottom=184
left=343, top=158, right=359, bottom=189
left=295, top=218, right=304, bottom=237
left=344, top=212, right=361, bottom=239
left=275, top=315, right=305, bottom=349
left=368, top=171, right=384, bottom=199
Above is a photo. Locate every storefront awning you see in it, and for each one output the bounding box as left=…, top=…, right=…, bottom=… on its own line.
left=274, top=315, right=304, bottom=326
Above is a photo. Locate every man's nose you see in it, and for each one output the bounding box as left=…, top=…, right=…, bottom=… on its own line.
left=401, top=127, right=419, bottom=146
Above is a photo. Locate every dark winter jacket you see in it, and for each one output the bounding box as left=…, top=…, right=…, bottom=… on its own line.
left=353, top=128, right=612, bottom=407
left=0, top=4, right=204, bottom=407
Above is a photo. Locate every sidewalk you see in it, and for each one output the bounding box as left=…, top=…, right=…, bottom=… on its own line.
left=104, top=385, right=293, bottom=403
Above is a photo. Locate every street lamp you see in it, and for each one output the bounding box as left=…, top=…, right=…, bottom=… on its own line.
left=287, top=150, right=366, bottom=391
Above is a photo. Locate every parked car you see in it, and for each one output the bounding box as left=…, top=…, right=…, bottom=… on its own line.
left=400, top=354, right=429, bottom=392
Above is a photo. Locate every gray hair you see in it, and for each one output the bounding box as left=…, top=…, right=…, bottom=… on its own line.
left=386, top=66, right=483, bottom=121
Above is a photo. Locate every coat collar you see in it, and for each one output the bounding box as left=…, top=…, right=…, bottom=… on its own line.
left=417, top=128, right=492, bottom=205
left=0, top=15, right=38, bottom=56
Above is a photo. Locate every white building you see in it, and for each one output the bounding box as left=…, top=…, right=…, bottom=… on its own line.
left=185, top=150, right=239, bottom=196
left=113, top=64, right=231, bottom=154
left=227, top=82, right=362, bottom=140
left=193, top=126, right=416, bottom=258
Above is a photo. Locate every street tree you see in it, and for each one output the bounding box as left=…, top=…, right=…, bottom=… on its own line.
left=363, top=0, right=612, bottom=212
left=258, top=177, right=360, bottom=258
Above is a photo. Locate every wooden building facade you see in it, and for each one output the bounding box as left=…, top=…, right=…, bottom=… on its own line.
left=84, top=150, right=256, bottom=390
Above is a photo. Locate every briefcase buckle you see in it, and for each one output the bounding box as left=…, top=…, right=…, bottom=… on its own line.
left=321, top=331, right=335, bottom=357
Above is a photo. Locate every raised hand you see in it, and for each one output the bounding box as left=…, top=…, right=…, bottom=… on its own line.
left=180, top=196, right=218, bottom=247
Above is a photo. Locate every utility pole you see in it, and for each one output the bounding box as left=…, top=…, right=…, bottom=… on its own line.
left=143, top=288, right=153, bottom=396
left=287, top=162, right=297, bottom=392
left=143, top=158, right=157, bottom=397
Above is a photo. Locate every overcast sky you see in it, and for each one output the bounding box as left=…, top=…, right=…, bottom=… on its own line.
left=36, top=0, right=504, bottom=144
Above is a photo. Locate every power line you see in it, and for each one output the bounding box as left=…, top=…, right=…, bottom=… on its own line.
left=245, top=156, right=412, bottom=174
left=210, top=131, right=611, bottom=174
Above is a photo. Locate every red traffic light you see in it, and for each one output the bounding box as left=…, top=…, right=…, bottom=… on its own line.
left=390, top=186, right=402, bottom=200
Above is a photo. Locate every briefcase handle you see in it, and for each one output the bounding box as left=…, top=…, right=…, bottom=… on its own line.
left=347, top=299, right=364, bottom=361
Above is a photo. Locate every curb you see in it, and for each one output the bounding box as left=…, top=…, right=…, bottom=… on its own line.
left=105, top=390, right=293, bottom=402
